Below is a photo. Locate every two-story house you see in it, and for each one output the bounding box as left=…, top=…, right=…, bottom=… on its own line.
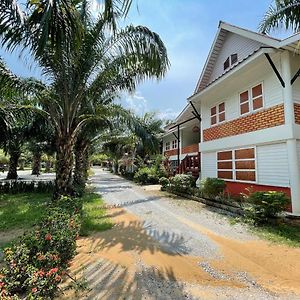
left=162, top=21, right=300, bottom=215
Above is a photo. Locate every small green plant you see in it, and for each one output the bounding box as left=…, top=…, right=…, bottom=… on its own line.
left=243, top=191, right=289, bottom=224
left=134, top=167, right=159, bottom=185
left=169, top=174, right=195, bottom=194
left=200, top=178, right=226, bottom=198
left=159, top=177, right=169, bottom=190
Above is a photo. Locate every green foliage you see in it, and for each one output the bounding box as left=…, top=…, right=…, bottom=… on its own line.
left=169, top=174, right=196, bottom=195
left=0, top=196, right=81, bottom=299
left=200, top=177, right=226, bottom=198
left=0, top=181, right=54, bottom=194
left=134, top=166, right=161, bottom=185
left=0, top=149, right=9, bottom=164
left=243, top=191, right=289, bottom=224
left=90, top=153, right=108, bottom=165
left=159, top=177, right=169, bottom=190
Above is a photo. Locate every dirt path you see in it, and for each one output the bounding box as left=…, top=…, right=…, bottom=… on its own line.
left=63, top=170, right=300, bottom=300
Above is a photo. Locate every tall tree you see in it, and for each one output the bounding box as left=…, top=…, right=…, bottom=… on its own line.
left=260, top=0, right=300, bottom=33
left=0, top=0, right=169, bottom=197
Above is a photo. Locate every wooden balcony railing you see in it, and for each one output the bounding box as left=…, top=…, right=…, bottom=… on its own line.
left=177, top=152, right=201, bottom=177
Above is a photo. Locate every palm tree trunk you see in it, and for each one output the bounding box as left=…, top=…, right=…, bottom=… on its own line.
left=32, top=151, right=41, bottom=175
left=6, top=150, right=20, bottom=180
left=74, top=139, right=89, bottom=194
left=54, top=135, right=75, bottom=198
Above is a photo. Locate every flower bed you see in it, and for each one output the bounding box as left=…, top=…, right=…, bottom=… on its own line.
left=0, top=196, right=81, bottom=299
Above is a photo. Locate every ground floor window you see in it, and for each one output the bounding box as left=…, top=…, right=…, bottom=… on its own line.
left=217, top=147, right=256, bottom=182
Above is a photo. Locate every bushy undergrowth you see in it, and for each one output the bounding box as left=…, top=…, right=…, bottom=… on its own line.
left=0, top=196, right=81, bottom=299
left=168, top=174, right=196, bottom=194
left=159, top=177, right=169, bottom=190
left=134, top=165, right=167, bottom=185
left=243, top=191, right=289, bottom=224
left=199, top=178, right=226, bottom=198
left=0, top=181, right=54, bottom=194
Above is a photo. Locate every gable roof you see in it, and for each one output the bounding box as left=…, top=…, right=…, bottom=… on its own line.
left=195, top=21, right=300, bottom=94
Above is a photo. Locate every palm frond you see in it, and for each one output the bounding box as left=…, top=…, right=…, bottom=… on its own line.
left=259, top=0, right=300, bottom=33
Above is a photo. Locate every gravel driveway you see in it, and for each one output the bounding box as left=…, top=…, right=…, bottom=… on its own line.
left=65, top=169, right=300, bottom=300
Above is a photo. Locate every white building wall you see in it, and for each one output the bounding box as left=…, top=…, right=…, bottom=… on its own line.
left=256, top=143, right=290, bottom=187
left=297, top=140, right=300, bottom=164
left=201, top=59, right=283, bottom=130
left=209, top=32, right=264, bottom=84
left=201, top=152, right=217, bottom=179
left=290, top=54, right=300, bottom=103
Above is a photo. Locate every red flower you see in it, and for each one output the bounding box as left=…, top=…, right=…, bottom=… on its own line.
left=32, top=287, right=38, bottom=293
left=47, top=267, right=59, bottom=277
left=45, top=233, right=52, bottom=241
left=54, top=275, right=61, bottom=282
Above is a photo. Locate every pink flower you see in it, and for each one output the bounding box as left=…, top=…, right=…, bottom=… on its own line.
left=32, top=287, right=38, bottom=293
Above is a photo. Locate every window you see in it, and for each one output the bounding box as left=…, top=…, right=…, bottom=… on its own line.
left=211, top=102, right=226, bottom=126
left=172, top=139, right=178, bottom=149
left=240, top=83, right=263, bottom=115
left=165, top=141, right=170, bottom=151
left=217, top=147, right=256, bottom=182
left=223, top=53, right=238, bottom=71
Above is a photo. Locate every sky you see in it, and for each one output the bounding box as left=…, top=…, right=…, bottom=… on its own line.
left=0, top=0, right=291, bottom=121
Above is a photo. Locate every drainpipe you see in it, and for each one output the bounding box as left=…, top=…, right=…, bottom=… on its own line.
left=282, top=51, right=300, bottom=215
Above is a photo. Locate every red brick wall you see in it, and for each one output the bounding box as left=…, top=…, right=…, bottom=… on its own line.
left=164, top=149, right=178, bottom=156
left=181, top=144, right=199, bottom=154
left=203, top=104, right=285, bottom=142
left=295, top=103, right=300, bottom=124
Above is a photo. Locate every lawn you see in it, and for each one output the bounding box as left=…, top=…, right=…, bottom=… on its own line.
left=0, top=191, right=112, bottom=249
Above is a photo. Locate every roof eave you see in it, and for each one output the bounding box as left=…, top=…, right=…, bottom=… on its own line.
left=188, top=47, right=277, bottom=102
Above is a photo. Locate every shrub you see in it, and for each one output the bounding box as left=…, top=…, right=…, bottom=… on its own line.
left=0, top=196, right=81, bottom=299
left=200, top=178, right=226, bottom=198
left=134, top=167, right=159, bottom=185
left=159, top=177, right=169, bottom=190
left=0, top=181, right=54, bottom=194
left=169, top=174, right=195, bottom=194
left=243, top=191, right=289, bottom=224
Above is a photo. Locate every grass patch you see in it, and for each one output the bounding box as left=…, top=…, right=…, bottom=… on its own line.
left=253, top=223, right=300, bottom=248
left=0, top=192, right=50, bottom=231
left=80, top=192, right=113, bottom=236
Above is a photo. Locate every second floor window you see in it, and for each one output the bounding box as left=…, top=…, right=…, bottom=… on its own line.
left=172, top=140, right=178, bottom=149
left=240, top=83, right=263, bottom=115
left=165, top=142, right=170, bottom=151
left=223, top=53, right=238, bottom=71
left=211, top=102, right=225, bottom=126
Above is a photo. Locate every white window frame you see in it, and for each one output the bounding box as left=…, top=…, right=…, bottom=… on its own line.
left=217, top=146, right=257, bottom=183
left=165, top=141, right=170, bottom=151
left=172, top=139, right=178, bottom=149
left=210, top=101, right=226, bottom=127
left=239, top=82, right=264, bottom=116
left=223, top=53, right=238, bottom=71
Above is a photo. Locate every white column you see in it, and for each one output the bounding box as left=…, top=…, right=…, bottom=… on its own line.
left=282, top=51, right=300, bottom=215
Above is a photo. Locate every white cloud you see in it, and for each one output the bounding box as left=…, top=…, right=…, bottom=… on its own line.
left=157, top=108, right=179, bottom=121
left=122, top=91, right=148, bottom=116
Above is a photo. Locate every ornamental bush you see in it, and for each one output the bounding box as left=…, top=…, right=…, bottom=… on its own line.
left=169, top=174, right=196, bottom=194
left=243, top=191, right=289, bottom=224
left=0, top=196, right=81, bottom=299
left=199, top=178, right=226, bottom=198
left=159, top=177, right=169, bottom=190
left=134, top=167, right=160, bottom=185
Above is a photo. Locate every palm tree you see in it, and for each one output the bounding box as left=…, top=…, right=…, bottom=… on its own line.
left=260, top=0, right=300, bottom=33
left=1, top=0, right=169, bottom=197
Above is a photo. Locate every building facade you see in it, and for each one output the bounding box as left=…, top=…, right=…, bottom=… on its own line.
left=162, top=21, right=300, bottom=215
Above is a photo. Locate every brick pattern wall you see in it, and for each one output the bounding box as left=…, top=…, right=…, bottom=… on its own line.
left=295, top=103, right=300, bottom=125
left=181, top=144, right=199, bottom=154
left=203, top=104, right=285, bottom=142
left=164, top=149, right=178, bottom=156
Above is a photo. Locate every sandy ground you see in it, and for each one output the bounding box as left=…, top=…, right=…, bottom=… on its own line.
left=61, top=170, right=300, bottom=300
